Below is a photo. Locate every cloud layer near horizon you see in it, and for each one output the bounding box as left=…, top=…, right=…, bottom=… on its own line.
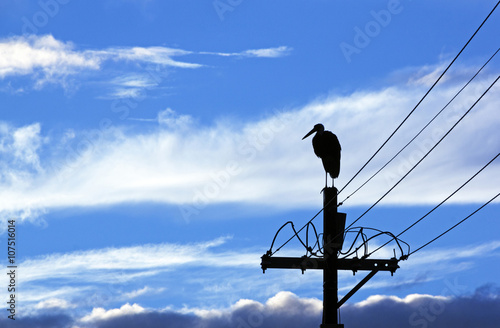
left=2, top=289, right=499, bottom=328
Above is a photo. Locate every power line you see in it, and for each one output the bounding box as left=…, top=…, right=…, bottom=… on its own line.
left=366, top=151, right=500, bottom=258
left=409, top=191, right=500, bottom=256
left=339, top=47, right=500, bottom=207
left=272, top=72, right=498, bottom=256
left=338, top=1, right=500, bottom=196
left=344, top=74, right=500, bottom=232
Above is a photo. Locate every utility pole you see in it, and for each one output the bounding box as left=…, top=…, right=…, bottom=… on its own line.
left=261, top=187, right=400, bottom=328
left=321, top=187, right=342, bottom=327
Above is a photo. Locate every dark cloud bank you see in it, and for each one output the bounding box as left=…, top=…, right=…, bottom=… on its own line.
left=3, top=286, right=500, bottom=328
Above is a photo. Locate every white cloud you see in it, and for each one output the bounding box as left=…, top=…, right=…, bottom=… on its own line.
left=353, top=293, right=447, bottom=308
left=80, top=303, right=146, bottom=323
left=0, top=122, right=44, bottom=196
left=157, top=108, right=193, bottom=129
left=265, top=291, right=322, bottom=314
left=79, top=291, right=321, bottom=326
left=0, top=35, right=100, bottom=79
left=0, top=122, right=43, bottom=170
left=12, top=123, right=43, bottom=168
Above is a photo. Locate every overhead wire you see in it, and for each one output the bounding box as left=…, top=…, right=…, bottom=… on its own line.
left=267, top=220, right=324, bottom=257
left=339, top=47, right=500, bottom=207
left=338, top=226, right=410, bottom=259
left=343, top=74, right=500, bottom=233
left=366, top=151, right=500, bottom=259
left=268, top=221, right=308, bottom=254
left=337, top=0, right=500, bottom=196
left=268, top=1, right=500, bottom=258
left=409, top=191, right=500, bottom=256
left=268, top=201, right=334, bottom=256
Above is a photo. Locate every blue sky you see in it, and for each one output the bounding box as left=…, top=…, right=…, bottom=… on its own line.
left=1, top=1, right=500, bottom=327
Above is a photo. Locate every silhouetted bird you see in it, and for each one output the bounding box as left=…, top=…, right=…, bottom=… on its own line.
left=302, top=123, right=341, bottom=188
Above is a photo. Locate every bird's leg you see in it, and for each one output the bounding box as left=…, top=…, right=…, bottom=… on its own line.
left=325, top=172, right=328, bottom=188
left=331, top=177, right=334, bottom=189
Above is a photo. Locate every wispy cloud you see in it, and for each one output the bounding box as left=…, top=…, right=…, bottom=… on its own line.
left=110, top=74, right=159, bottom=89
left=103, top=46, right=199, bottom=68
left=0, top=236, right=263, bottom=313
left=199, top=45, right=293, bottom=58
left=105, top=74, right=163, bottom=99
left=34, top=298, right=77, bottom=310
left=0, top=35, right=292, bottom=91
left=15, top=236, right=255, bottom=284
left=241, top=46, right=293, bottom=58
left=121, top=286, right=166, bottom=299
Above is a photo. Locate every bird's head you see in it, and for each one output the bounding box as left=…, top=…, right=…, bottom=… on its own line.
left=302, top=123, right=324, bottom=140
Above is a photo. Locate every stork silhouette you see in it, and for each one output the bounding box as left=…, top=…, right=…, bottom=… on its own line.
left=302, top=123, right=341, bottom=188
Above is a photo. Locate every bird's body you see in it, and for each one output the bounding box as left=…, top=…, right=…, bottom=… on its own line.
left=303, top=124, right=341, bottom=187
left=312, top=130, right=341, bottom=179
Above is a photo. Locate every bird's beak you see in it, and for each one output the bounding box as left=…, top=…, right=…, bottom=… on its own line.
left=302, top=127, right=316, bottom=140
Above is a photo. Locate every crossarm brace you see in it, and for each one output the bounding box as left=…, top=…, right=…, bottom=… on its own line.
left=337, top=270, right=377, bottom=308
